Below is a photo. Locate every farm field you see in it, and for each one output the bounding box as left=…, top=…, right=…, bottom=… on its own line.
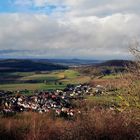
left=0, top=83, right=66, bottom=91
left=0, top=69, right=91, bottom=91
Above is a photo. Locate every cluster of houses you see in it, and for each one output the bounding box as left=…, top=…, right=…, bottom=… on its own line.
left=0, top=84, right=94, bottom=117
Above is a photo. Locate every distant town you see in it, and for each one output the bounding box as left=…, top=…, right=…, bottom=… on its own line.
left=0, top=84, right=92, bottom=117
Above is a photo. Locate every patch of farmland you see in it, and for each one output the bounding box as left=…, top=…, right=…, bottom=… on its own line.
left=0, top=83, right=66, bottom=91
left=60, top=76, right=91, bottom=84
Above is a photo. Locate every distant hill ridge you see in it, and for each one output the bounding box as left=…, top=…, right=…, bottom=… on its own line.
left=0, top=59, right=134, bottom=72
left=0, top=59, right=68, bottom=72
left=33, top=59, right=102, bottom=66
left=98, top=60, right=134, bottom=67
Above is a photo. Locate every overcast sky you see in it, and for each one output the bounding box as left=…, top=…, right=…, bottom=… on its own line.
left=0, top=0, right=140, bottom=59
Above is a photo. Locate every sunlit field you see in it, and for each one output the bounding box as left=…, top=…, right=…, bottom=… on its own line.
left=0, top=70, right=91, bottom=91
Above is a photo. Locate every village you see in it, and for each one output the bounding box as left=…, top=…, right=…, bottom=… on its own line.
left=0, top=84, right=106, bottom=117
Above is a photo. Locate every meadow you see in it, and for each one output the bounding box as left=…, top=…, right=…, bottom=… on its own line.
left=0, top=69, right=91, bottom=91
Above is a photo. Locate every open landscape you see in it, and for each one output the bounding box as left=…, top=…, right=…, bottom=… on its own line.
left=0, top=59, right=139, bottom=140
left=0, top=1, right=140, bottom=140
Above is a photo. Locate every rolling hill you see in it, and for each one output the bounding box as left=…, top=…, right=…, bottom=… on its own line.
left=0, top=59, right=68, bottom=72
left=33, top=59, right=102, bottom=66
left=97, top=60, right=134, bottom=67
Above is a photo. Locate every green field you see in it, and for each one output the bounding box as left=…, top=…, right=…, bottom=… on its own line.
left=86, top=94, right=121, bottom=105
left=18, top=70, right=80, bottom=81
left=0, top=83, right=66, bottom=91
left=102, top=74, right=122, bottom=79
left=0, top=69, right=91, bottom=91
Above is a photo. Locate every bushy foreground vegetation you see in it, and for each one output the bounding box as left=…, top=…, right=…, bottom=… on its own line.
left=0, top=108, right=139, bottom=140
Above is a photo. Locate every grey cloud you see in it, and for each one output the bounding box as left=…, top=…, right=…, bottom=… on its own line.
left=0, top=49, right=31, bottom=54
left=0, top=13, right=140, bottom=59
left=12, top=0, right=140, bottom=18
left=14, top=0, right=140, bottom=16
left=61, top=0, right=140, bottom=17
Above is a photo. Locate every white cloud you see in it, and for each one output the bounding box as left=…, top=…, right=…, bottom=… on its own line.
left=13, top=0, right=140, bottom=17
left=0, top=12, right=140, bottom=59
left=13, top=0, right=33, bottom=7
left=0, top=0, right=140, bottom=59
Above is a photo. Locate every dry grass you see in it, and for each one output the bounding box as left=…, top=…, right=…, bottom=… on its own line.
left=0, top=109, right=139, bottom=140
left=91, top=75, right=132, bottom=90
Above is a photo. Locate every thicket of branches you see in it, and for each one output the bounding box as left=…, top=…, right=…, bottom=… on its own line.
left=129, top=40, right=140, bottom=78
left=120, top=40, right=140, bottom=109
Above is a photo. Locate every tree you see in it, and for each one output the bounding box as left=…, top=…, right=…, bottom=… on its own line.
left=121, top=40, right=140, bottom=109
left=129, top=40, right=140, bottom=78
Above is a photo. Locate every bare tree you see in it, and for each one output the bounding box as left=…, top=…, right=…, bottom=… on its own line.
left=129, top=40, right=140, bottom=78
left=125, top=40, right=140, bottom=108
left=115, top=40, right=140, bottom=111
